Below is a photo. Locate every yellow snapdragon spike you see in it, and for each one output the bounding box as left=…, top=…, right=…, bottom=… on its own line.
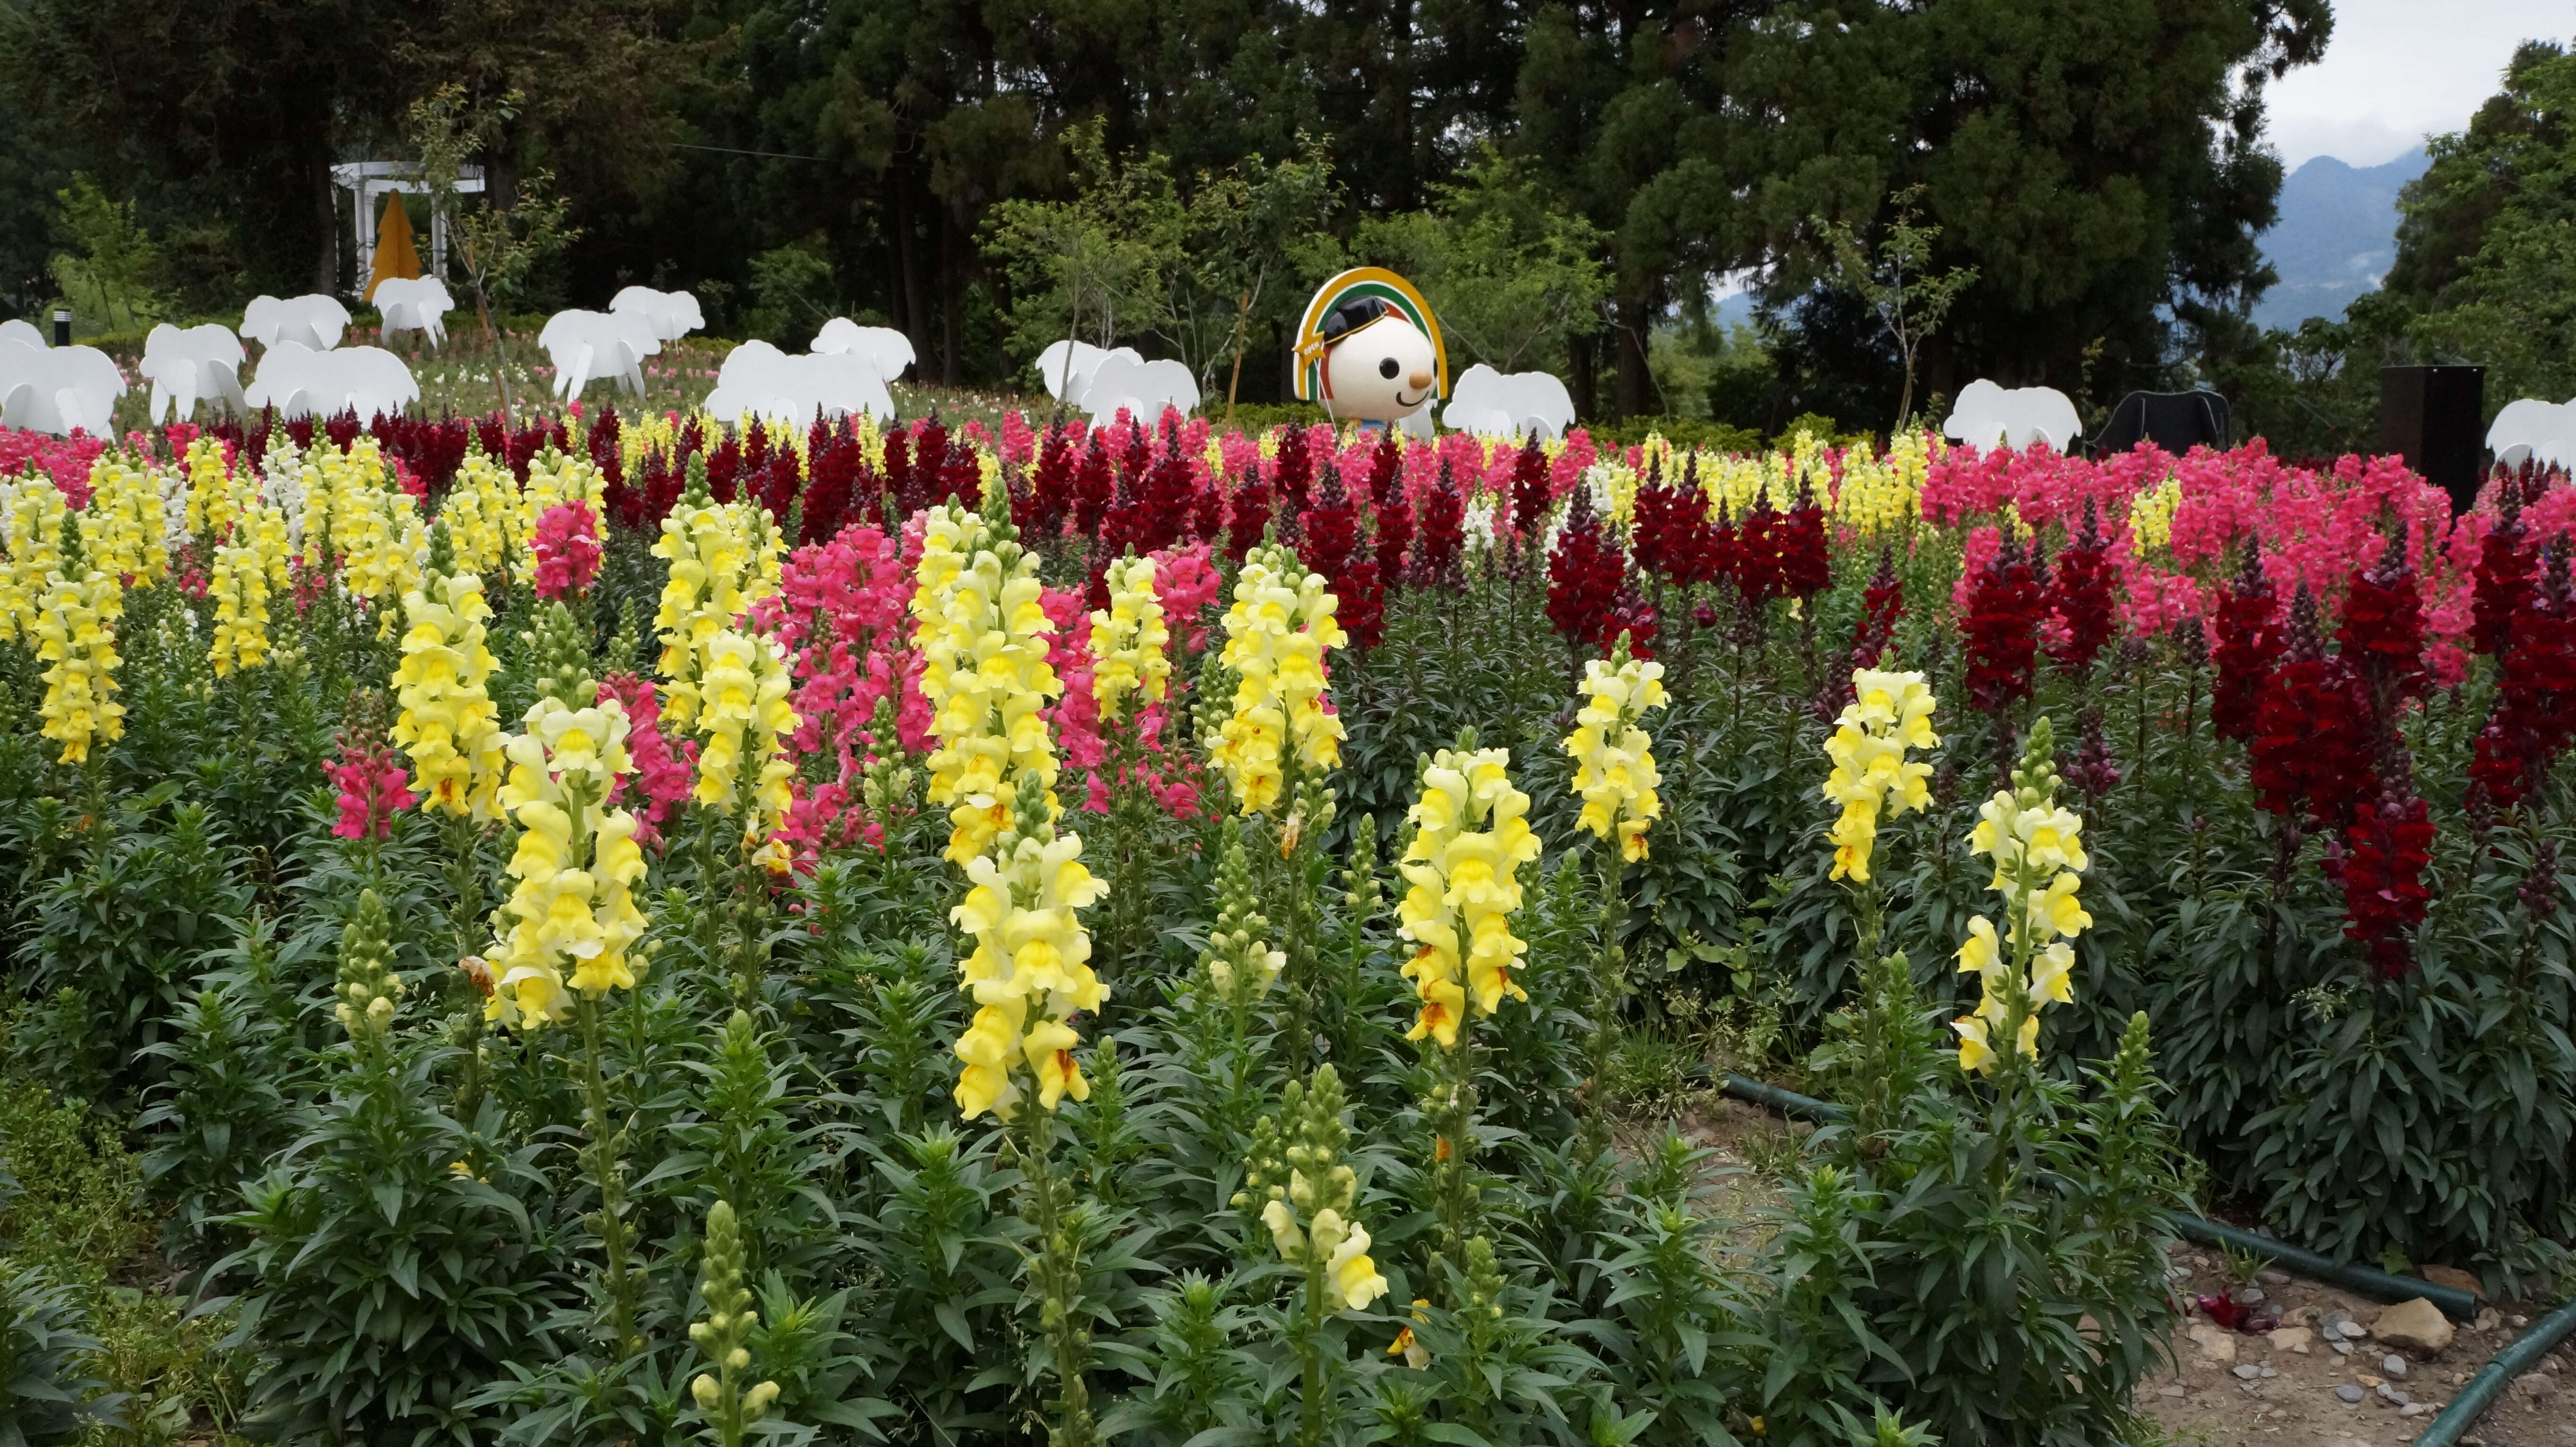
left=1212, top=544, right=1346, bottom=815
left=1396, top=746, right=1542, bottom=1046
left=1565, top=646, right=1667, bottom=861
left=911, top=503, right=1062, bottom=863
left=392, top=571, right=506, bottom=819
left=207, top=541, right=272, bottom=677
left=0, top=478, right=70, bottom=644
left=949, top=829, right=1108, bottom=1120
left=486, top=695, right=648, bottom=1030
left=33, top=567, right=124, bottom=764
left=692, top=627, right=799, bottom=850
left=1091, top=554, right=1171, bottom=721
left=1820, top=667, right=1940, bottom=883
left=1953, top=721, right=2088, bottom=1073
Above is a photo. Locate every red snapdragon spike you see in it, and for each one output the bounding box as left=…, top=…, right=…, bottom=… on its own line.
left=1373, top=471, right=1415, bottom=587
left=2339, top=763, right=2435, bottom=979
left=1850, top=547, right=1903, bottom=681
left=1139, top=450, right=1195, bottom=556
left=2470, top=534, right=2576, bottom=806
left=882, top=425, right=915, bottom=514
left=744, top=417, right=771, bottom=477
left=1778, top=478, right=1831, bottom=599
left=706, top=432, right=742, bottom=501
left=2471, top=491, right=2534, bottom=657
left=1705, top=500, right=1742, bottom=593
left=2248, top=584, right=2377, bottom=825
left=1631, top=465, right=1680, bottom=579
left=2212, top=539, right=2279, bottom=742
left=1415, top=460, right=1466, bottom=583
left=2051, top=497, right=2118, bottom=671
left=1509, top=433, right=1549, bottom=538
left=324, top=409, right=361, bottom=451
left=1963, top=530, right=2047, bottom=713
left=1546, top=488, right=1626, bottom=647
left=2338, top=528, right=2427, bottom=708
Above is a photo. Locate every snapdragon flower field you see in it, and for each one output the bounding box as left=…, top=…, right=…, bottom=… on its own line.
left=0, top=402, right=2567, bottom=1447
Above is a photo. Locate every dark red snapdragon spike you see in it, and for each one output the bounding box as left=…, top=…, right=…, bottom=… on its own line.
left=2065, top=704, right=2123, bottom=799
left=2471, top=486, right=2534, bottom=656
left=1026, top=426, right=1074, bottom=537
left=1415, top=459, right=1466, bottom=584
left=1225, top=458, right=1272, bottom=561
left=743, top=417, right=771, bottom=478
left=1601, top=568, right=1658, bottom=657
left=882, top=425, right=915, bottom=514
left=2339, top=749, right=2435, bottom=979
left=324, top=409, right=361, bottom=451
left=1778, top=478, right=1831, bottom=600
left=2248, top=583, right=2377, bottom=826
left=1138, top=448, right=1195, bottom=555
left=587, top=405, right=624, bottom=488
left=1508, top=433, right=1548, bottom=539
left=1963, top=529, right=2047, bottom=714
left=1072, top=432, right=1113, bottom=537
left=638, top=449, right=680, bottom=526
left=282, top=415, right=317, bottom=451
left=1274, top=423, right=1315, bottom=515
left=1547, top=487, right=1625, bottom=647
left=1705, top=498, right=1742, bottom=594
left=1735, top=494, right=1781, bottom=604
left=799, top=426, right=859, bottom=545
left=2337, top=528, right=2428, bottom=718
left=1301, top=468, right=1383, bottom=650
left=2052, top=496, right=2118, bottom=672
left=2470, top=534, right=2576, bottom=807
left=706, top=430, right=742, bottom=502
left=1849, top=546, right=1904, bottom=680
left=1631, top=462, right=1680, bottom=579
left=2212, top=539, right=2279, bottom=741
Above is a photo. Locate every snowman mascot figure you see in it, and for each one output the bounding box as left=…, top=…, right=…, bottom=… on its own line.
left=1293, top=267, right=1450, bottom=434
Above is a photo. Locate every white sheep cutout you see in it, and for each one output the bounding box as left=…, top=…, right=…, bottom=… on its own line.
left=1077, top=353, right=1199, bottom=425
left=244, top=341, right=419, bottom=421
left=373, top=277, right=456, bottom=349
left=2487, top=398, right=2576, bottom=473
left=1942, top=379, right=2083, bottom=452
left=539, top=309, right=664, bottom=400
left=811, top=319, right=915, bottom=386
left=1440, top=364, right=1576, bottom=440
left=1034, top=340, right=1141, bottom=407
left=138, top=323, right=247, bottom=423
left=610, top=287, right=706, bottom=343
left=0, top=336, right=125, bottom=436
left=702, top=340, right=895, bottom=426
left=240, top=294, right=352, bottom=354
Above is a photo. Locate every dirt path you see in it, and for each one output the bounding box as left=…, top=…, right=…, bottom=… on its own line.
left=2139, top=1248, right=2573, bottom=1445
left=1660, top=1095, right=2576, bottom=1445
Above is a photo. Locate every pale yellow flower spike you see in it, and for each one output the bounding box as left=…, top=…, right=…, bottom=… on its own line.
left=1396, top=745, right=1543, bottom=1046
left=485, top=694, right=649, bottom=1031
left=1564, top=642, right=1667, bottom=861
left=1091, top=554, right=1171, bottom=722
left=391, top=570, right=507, bottom=820
left=1212, top=544, right=1346, bottom=816
left=1820, top=667, right=1940, bottom=884
left=1951, top=721, right=2087, bottom=1074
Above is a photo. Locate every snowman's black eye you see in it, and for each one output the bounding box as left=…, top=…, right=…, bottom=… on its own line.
left=1379, top=357, right=1399, bottom=379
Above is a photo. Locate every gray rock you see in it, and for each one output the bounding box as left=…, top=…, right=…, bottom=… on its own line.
left=2258, top=1268, right=2291, bottom=1285
left=2378, top=1383, right=2411, bottom=1405
left=2384, top=1353, right=2409, bottom=1378
left=2332, top=1340, right=2354, bottom=1356
left=2233, top=1364, right=2262, bottom=1380
left=2260, top=1366, right=2278, bottom=1378
left=2402, top=1401, right=2430, bottom=1417
left=2232, top=1285, right=2267, bottom=1305
left=2336, top=1385, right=2365, bottom=1404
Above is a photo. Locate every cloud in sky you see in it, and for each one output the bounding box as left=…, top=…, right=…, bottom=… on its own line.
left=2265, top=0, right=2571, bottom=167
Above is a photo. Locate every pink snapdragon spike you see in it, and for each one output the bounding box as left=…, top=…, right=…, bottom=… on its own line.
left=532, top=499, right=604, bottom=599
left=330, top=739, right=411, bottom=842
left=600, top=672, right=697, bottom=847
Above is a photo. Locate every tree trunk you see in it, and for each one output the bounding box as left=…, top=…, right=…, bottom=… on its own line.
left=1568, top=332, right=1597, bottom=422
left=1613, top=298, right=1653, bottom=420
left=938, top=208, right=960, bottom=386
left=313, top=149, right=339, bottom=295
left=893, top=157, right=924, bottom=349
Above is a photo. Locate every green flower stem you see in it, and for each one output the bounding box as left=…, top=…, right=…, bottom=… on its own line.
left=1580, top=849, right=1628, bottom=1162
left=1011, top=1104, right=1097, bottom=1447
left=575, top=991, right=644, bottom=1359
left=1293, top=1241, right=1332, bottom=1447
left=1429, top=1032, right=1481, bottom=1298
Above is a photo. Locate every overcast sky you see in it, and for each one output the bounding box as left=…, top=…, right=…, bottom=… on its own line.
left=2267, top=0, right=2572, bottom=168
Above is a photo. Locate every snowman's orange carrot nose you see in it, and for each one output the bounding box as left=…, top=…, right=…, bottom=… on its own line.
left=1408, top=368, right=1432, bottom=390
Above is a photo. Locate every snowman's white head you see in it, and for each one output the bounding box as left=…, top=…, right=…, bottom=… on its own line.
left=1320, top=298, right=1438, bottom=424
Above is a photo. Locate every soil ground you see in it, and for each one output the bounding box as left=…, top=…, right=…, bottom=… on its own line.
left=1653, top=1093, right=2576, bottom=1447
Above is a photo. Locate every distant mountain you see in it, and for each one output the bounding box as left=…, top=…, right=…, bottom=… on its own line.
left=2252, top=149, right=2431, bottom=332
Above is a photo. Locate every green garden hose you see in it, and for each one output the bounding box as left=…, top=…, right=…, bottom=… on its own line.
left=2410, top=1294, right=2576, bottom=1447
left=1710, top=1071, right=2485, bottom=1321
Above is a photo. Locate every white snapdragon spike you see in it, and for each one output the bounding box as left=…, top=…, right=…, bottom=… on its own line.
left=1460, top=494, right=1499, bottom=554
left=156, top=470, right=191, bottom=554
